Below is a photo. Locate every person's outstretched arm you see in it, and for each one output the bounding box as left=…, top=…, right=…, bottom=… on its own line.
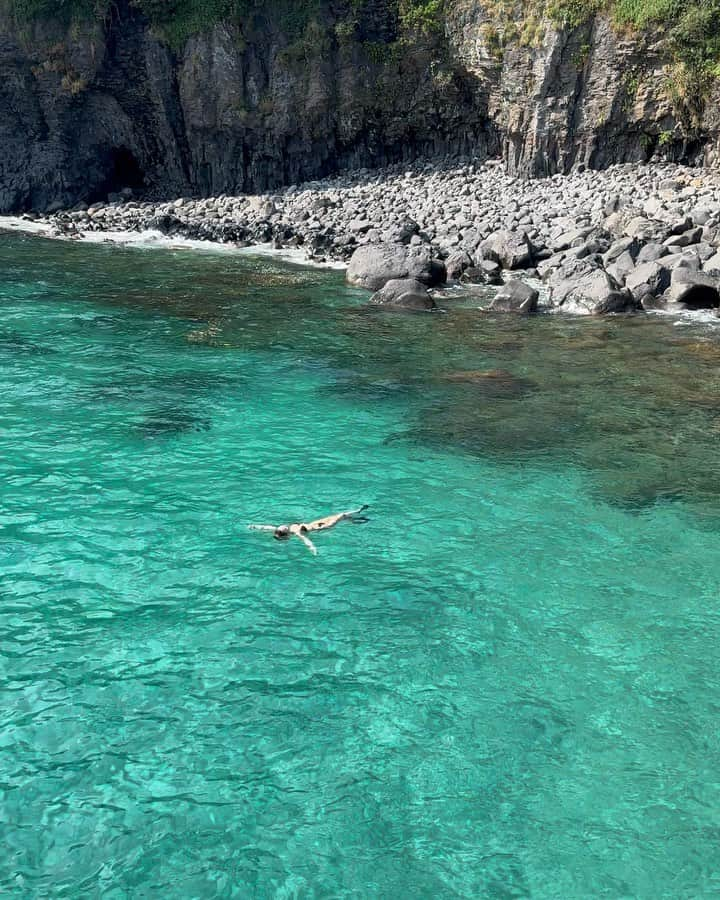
left=248, top=524, right=277, bottom=532
left=296, top=532, right=318, bottom=555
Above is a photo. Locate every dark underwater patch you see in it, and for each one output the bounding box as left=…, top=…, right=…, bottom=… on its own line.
left=321, top=375, right=415, bottom=403
left=437, top=368, right=538, bottom=400
left=0, top=329, right=54, bottom=355
left=131, top=407, right=212, bottom=439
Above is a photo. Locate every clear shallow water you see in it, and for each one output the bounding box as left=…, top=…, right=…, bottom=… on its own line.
left=1, top=232, right=720, bottom=897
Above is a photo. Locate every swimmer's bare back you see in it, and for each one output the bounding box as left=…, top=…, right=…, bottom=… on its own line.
left=248, top=505, right=369, bottom=555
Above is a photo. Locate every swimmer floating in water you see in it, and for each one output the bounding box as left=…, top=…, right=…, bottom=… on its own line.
left=249, top=505, right=369, bottom=556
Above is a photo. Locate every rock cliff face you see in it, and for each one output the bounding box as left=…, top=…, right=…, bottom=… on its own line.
left=445, top=2, right=720, bottom=176
left=0, top=0, right=718, bottom=212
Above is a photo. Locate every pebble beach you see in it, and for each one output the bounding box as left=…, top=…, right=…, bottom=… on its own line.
left=11, top=157, right=720, bottom=317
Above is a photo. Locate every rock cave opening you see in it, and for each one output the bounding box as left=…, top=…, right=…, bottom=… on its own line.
left=110, top=147, right=144, bottom=190
left=90, top=147, right=145, bottom=201
left=682, top=285, right=720, bottom=310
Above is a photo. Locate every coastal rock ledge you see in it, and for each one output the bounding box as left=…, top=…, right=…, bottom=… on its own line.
left=25, top=158, right=720, bottom=318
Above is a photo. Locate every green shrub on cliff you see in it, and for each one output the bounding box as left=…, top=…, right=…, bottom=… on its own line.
left=9, top=0, right=100, bottom=22
left=132, top=0, right=249, bottom=45
left=5, top=0, right=720, bottom=80
left=542, top=0, right=720, bottom=90
left=398, top=0, right=444, bottom=35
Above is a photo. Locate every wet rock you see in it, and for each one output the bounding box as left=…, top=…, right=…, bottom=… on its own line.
left=147, top=214, right=184, bottom=235
left=665, top=270, right=720, bottom=309
left=552, top=269, right=638, bottom=315
left=490, top=279, right=539, bottom=315
left=346, top=243, right=445, bottom=291
left=461, top=260, right=502, bottom=285
left=369, top=278, right=436, bottom=310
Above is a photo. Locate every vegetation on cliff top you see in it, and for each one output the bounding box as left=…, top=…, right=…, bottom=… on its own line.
left=7, top=0, right=720, bottom=83
left=7, top=0, right=445, bottom=45
left=549, top=0, right=720, bottom=75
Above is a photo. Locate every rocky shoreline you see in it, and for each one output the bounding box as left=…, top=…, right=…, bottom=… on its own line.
left=16, top=157, right=720, bottom=317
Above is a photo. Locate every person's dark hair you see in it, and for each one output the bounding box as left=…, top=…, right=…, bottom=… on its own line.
left=274, top=525, right=291, bottom=540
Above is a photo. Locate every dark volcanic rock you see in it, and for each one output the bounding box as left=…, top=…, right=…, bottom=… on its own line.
left=461, top=260, right=503, bottom=285
left=0, top=3, right=496, bottom=213
left=1, top=1, right=720, bottom=214
left=445, top=251, right=473, bottom=281
left=665, top=270, right=720, bottom=309
left=490, top=279, right=539, bottom=315
left=147, top=214, right=184, bottom=235
left=480, top=230, right=534, bottom=270
left=369, top=278, right=436, bottom=311
left=625, top=261, right=671, bottom=301
left=552, top=270, right=639, bottom=315
left=347, top=244, right=445, bottom=291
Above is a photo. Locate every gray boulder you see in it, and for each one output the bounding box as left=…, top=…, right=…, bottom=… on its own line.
left=605, top=250, right=636, bottom=284
left=391, top=218, right=420, bottom=244
left=537, top=251, right=567, bottom=280
left=552, top=269, right=638, bottom=315
left=490, top=280, right=539, bottom=315
left=662, top=250, right=702, bottom=272
left=635, top=242, right=667, bottom=265
left=148, top=213, right=183, bottom=235
left=347, top=243, right=446, bottom=291
left=625, top=261, right=671, bottom=301
left=369, top=278, right=436, bottom=311
left=665, top=270, right=720, bottom=309
left=623, top=215, right=657, bottom=241
left=663, top=227, right=703, bottom=249
left=445, top=251, right=473, bottom=281
left=697, top=243, right=715, bottom=262
left=551, top=227, right=591, bottom=252
left=703, top=251, right=720, bottom=274
left=603, top=236, right=639, bottom=267
left=461, top=260, right=503, bottom=285
left=480, top=229, right=534, bottom=269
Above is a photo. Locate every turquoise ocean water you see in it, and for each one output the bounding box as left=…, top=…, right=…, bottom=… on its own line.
left=1, top=231, right=720, bottom=897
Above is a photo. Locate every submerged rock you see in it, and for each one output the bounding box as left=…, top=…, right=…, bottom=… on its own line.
left=135, top=408, right=212, bottom=438
left=440, top=368, right=536, bottom=398
left=0, top=330, right=52, bottom=355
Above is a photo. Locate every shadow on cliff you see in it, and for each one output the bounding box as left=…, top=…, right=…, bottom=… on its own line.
left=0, top=0, right=499, bottom=212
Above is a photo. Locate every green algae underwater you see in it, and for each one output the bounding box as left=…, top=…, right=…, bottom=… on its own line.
left=1, top=230, right=720, bottom=897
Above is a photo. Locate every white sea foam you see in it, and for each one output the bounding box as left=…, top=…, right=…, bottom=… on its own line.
left=0, top=217, right=347, bottom=270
